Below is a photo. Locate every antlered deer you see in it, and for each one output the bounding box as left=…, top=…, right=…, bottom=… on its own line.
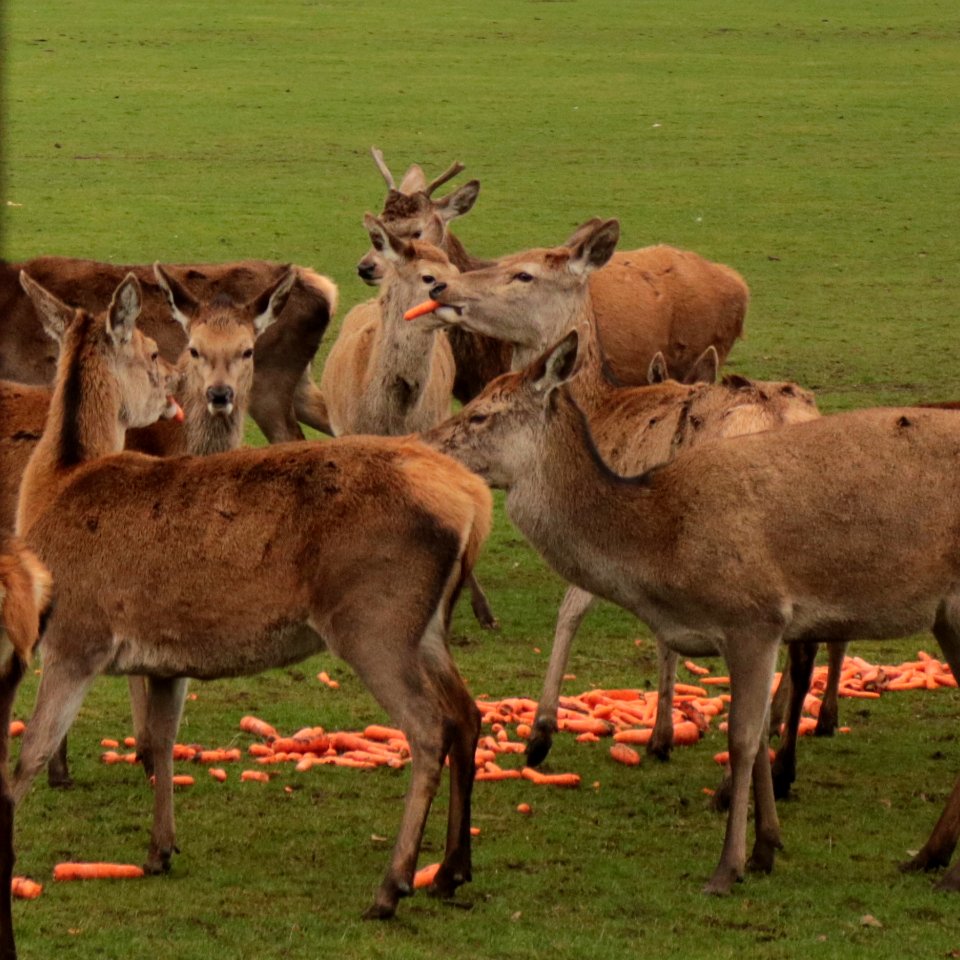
left=12, top=272, right=491, bottom=919
left=0, top=539, right=53, bottom=960
left=426, top=331, right=960, bottom=895
left=0, top=256, right=337, bottom=441
left=364, top=152, right=748, bottom=390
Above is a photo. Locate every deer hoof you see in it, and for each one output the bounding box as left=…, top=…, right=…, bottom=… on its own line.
left=525, top=728, right=555, bottom=768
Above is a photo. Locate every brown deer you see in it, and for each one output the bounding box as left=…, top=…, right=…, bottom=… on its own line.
left=520, top=340, right=821, bottom=790
left=363, top=153, right=748, bottom=390
left=5, top=266, right=297, bottom=786
left=0, top=256, right=337, bottom=441
left=323, top=216, right=498, bottom=629
left=425, top=330, right=960, bottom=895
left=0, top=537, right=52, bottom=960
left=12, top=272, right=491, bottom=919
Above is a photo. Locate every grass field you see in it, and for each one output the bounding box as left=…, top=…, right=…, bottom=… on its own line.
left=3, top=1, right=960, bottom=957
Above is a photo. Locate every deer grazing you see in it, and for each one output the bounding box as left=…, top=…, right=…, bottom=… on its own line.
left=364, top=152, right=748, bottom=389
left=425, top=330, right=960, bottom=895
left=0, top=537, right=52, bottom=960
left=322, top=215, right=497, bottom=629
left=12, top=271, right=491, bottom=919
left=0, top=256, right=337, bottom=441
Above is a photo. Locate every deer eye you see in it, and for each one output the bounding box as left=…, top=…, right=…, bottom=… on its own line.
left=189, top=347, right=200, bottom=359
left=514, top=271, right=534, bottom=283
left=242, top=348, right=254, bottom=360
left=421, top=274, right=435, bottom=285
left=468, top=413, right=489, bottom=425
left=371, top=237, right=384, bottom=252
left=412, top=231, right=422, bottom=239
left=151, top=351, right=159, bottom=362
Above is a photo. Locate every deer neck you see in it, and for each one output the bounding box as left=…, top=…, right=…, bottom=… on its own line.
left=18, top=314, right=125, bottom=536
left=443, top=231, right=492, bottom=273
left=180, top=393, right=244, bottom=456
left=503, top=388, right=666, bottom=607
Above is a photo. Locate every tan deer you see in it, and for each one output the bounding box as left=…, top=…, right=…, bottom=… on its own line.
left=0, top=256, right=337, bottom=441
left=12, top=272, right=491, bottom=919
left=363, top=152, right=748, bottom=390
left=520, top=339, right=820, bottom=793
left=0, top=537, right=52, bottom=960
left=425, top=330, right=960, bottom=895
left=323, top=216, right=498, bottom=628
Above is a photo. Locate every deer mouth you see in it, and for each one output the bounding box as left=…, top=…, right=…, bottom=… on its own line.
left=207, top=399, right=235, bottom=417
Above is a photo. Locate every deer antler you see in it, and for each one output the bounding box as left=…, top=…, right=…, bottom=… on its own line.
left=425, top=160, right=466, bottom=196
left=370, top=147, right=396, bottom=190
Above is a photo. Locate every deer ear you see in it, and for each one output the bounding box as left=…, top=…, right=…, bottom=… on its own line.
left=250, top=266, right=296, bottom=336
left=19, top=272, right=75, bottom=344
left=364, top=213, right=412, bottom=265
left=153, top=263, right=199, bottom=332
left=683, top=345, right=720, bottom=385
left=532, top=329, right=581, bottom=395
left=397, top=163, right=427, bottom=195
left=106, top=274, right=142, bottom=346
left=434, top=180, right=480, bottom=222
left=567, top=219, right=620, bottom=277
left=647, top=352, right=670, bottom=384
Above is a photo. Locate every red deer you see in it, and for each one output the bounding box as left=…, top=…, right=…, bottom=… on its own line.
left=0, top=256, right=337, bottom=441
left=363, top=154, right=748, bottom=390
left=426, top=331, right=960, bottom=895
left=0, top=537, right=52, bottom=960
left=12, top=272, right=491, bottom=919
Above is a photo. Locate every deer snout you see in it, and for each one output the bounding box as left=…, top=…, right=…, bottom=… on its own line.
left=357, top=258, right=384, bottom=286
left=206, top=385, right=235, bottom=413
left=429, top=282, right=447, bottom=297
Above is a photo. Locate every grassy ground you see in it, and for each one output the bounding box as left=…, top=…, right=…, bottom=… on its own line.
left=3, top=1, right=960, bottom=957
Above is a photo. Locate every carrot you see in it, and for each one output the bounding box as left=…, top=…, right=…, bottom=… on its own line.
left=195, top=748, right=242, bottom=764
left=239, top=716, right=278, bottom=740
left=609, top=744, right=641, bottom=766
left=673, top=683, right=708, bottom=697
left=613, top=728, right=653, bottom=746
left=413, top=862, right=441, bottom=889
left=558, top=717, right=611, bottom=736
left=9, top=720, right=25, bottom=738
left=53, top=863, right=144, bottom=881
left=576, top=732, right=601, bottom=743
left=272, top=736, right=329, bottom=754
left=11, top=877, right=42, bottom=899
left=403, top=299, right=441, bottom=321
left=536, top=773, right=581, bottom=788
left=208, top=768, right=228, bottom=782
left=248, top=743, right=274, bottom=758
left=470, top=826, right=481, bottom=837
left=684, top=660, right=711, bottom=676
left=240, top=769, right=270, bottom=783
left=363, top=724, right=405, bottom=742
left=172, top=775, right=195, bottom=787
left=172, top=744, right=197, bottom=760
left=671, top=720, right=701, bottom=746
left=328, top=732, right=393, bottom=754
left=516, top=803, right=532, bottom=815
left=123, top=736, right=137, bottom=748
left=99, top=738, right=119, bottom=749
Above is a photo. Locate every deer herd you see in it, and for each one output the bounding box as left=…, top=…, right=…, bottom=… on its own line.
left=0, top=146, right=958, bottom=950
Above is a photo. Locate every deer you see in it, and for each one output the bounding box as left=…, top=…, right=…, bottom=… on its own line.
left=322, top=215, right=498, bottom=629
left=0, top=537, right=52, bottom=960
left=362, top=151, right=748, bottom=391
left=425, top=330, right=960, bottom=895
left=4, top=266, right=297, bottom=788
left=12, top=271, right=491, bottom=919
left=0, top=256, right=337, bottom=441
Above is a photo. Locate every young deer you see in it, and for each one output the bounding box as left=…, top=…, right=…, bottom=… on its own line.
left=0, top=537, right=52, bottom=960
left=324, top=216, right=497, bottom=628
left=0, top=256, right=337, bottom=441
left=13, top=272, right=491, bottom=919
left=426, top=331, right=960, bottom=895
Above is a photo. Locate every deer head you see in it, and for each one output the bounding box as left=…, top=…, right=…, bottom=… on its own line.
left=357, top=147, right=480, bottom=285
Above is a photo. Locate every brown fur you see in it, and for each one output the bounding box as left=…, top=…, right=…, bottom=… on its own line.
left=13, top=275, right=492, bottom=919
left=427, top=332, right=960, bottom=896
left=0, top=257, right=337, bottom=441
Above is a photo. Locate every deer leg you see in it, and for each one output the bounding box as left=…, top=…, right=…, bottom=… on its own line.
left=649, top=641, right=679, bottom=761
left=748, top=697, right=783, bottom=874
left=770, top=641, right=818, bottom=800
left=704, top=636, right=780, bottom=895
left=46, top=734, right=72, bottom=789
left=0, top=661, right=22, bottom=960
left=293, top=370, right=332, bottom=436
left=248, top=389, right=304, bottom=445
left=815, top=641, right=848, bottom=737
left=465, top=572, right=499, bottom=631
left=144, top=676, right=189, bottom=875
left=768, top=653, right=790, bottom=739
left=902, top=600, right=960, bottom=880
left=527, top=586, right=596, bottom=767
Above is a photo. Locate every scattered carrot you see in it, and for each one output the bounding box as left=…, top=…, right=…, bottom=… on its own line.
left=123, top=737, right=137, bottom=748
left=209, top=768, right=228, bottom=782
left=240, top=770, right=270, bottom=783
left=239, top=716, right=278, bottom=740
left=403, top=299, right=441, bottom=321
left=470, top=826, right=481, bottom=836
left=11, top=877, right=42, bottom=899
left=610, top=744, right=641, bottom=767
left=684, top=660, right=711, bottom=676
left=413, top=862, right=440, bottom=889
left=9, top=720, right=25, bottom=738
left=172, top=775, right=195, bottom=788
left=363, top=724, right=405, bottom=743
left=516, top=803, right=532, bottom=815
left=53, top=863, right=144, bottom=881
left=99, top=738, right=119, bottom=749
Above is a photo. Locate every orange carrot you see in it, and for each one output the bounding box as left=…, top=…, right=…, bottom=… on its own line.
left=208, top=768, right=228, bottom=782
left=99, top=738, right=119, bottom=749
left=613, top=728, right=653, bottom=746
left=363, top=724, right=405, bottom=742
left=536, top=773, right=581, bottom=788
left=576, top=732, right=601, bottom=743
left=413, top=862, right=441, bottom=889
left=9, top=720, right=25, bottom=738
left=673, top=683, right=708, bottom=697
left=172, top=775, right=194, bottom=787
left=240, top=769, right=270, bottom=783
left=172, top=744, right=197, bottom=761
left=684, top=660, right=711, bottom=676
left=248, top=743, right=274, bottom=758
left=516, top=803, right=532, bottom=815
left=558, top=717, right=611, bottom=736
left=11, top=877, right=42, bottom=899
left=470, top=826, right=481, bottom=837
left=515, top=723, right=532, bottom=739
left=123, top=736, right=137, bottom=748
left=53, top=863, right=144, bottom=881
left=609, top=743, right=641, bottom=766
left=403, top=299, right=441, bottom=321
left=671, top=720, right=701, bottom=746
left=239, top=716, right=278, bottom=740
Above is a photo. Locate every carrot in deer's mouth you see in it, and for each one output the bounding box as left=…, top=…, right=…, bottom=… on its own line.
left=165, top=396, right=185, bottom=422
left=403, top=299, right=441, bottom=321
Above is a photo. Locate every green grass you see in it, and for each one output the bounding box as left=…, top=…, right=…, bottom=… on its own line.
left=4, top=1, right=960, bottom=957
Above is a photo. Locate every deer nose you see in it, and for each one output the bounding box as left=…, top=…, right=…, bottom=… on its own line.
left=207, top=385, right=234, bottom=407
left=357, top=262, right=377, bottom=281
left=429, top=282, right=447, bottom=298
